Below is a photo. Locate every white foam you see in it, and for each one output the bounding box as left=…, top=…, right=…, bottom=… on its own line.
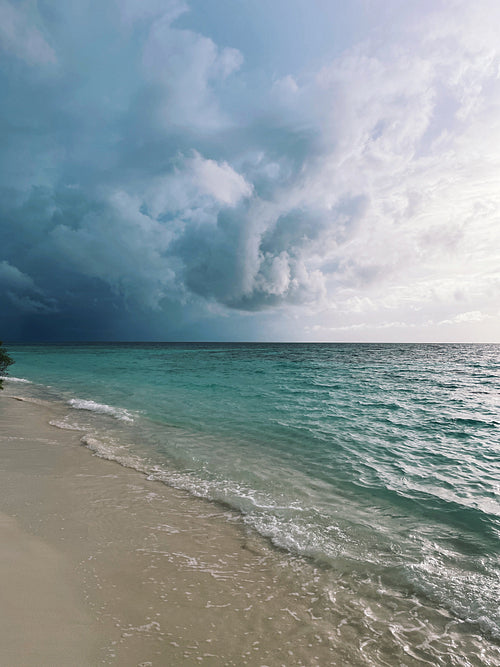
left=49, top=419, right=86, bottom=431
left=0, top=376, right=31, bottom=383
left=80, top=435, right=148, bottom=472
left=68, top=398, right=134, bottom=422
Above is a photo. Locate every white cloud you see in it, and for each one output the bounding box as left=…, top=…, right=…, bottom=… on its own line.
left=118, top=0, right=187, bottom=26
left=438, top=310, right=490, bottom=325
left=141, top=13, right=243, bottom=130
left=187, top=152, right=252, bottom=206
left=145, top=152, right=252, bottom=217
left=237, top=1, right=500, bottom=336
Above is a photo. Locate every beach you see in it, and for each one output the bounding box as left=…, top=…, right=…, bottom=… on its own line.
left=0, top=393, right=344, bottom=666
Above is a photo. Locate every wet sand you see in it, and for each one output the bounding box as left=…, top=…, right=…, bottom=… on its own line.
left=0, top=394, right=341, bottom=666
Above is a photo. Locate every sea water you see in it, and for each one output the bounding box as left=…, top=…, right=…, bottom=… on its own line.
left=4, top=343, right=500, bottom=664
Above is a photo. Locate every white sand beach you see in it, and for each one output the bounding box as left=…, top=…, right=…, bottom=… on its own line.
left=0, top=393, right=341, bottom=666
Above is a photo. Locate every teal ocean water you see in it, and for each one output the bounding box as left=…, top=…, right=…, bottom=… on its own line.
left=4, top=343, right=500, bottom=662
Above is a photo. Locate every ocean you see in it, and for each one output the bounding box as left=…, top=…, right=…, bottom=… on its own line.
left=4, top=342, right=500, bottom=665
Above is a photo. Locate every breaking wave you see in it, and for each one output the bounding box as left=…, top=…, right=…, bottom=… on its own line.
left=67, top=398, right=134, bottom=422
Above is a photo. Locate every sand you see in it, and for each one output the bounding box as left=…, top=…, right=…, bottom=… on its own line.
left=0, top=393, right=341, bottom=666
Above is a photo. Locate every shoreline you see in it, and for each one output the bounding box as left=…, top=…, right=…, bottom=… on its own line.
left=0, top=391, right=343, bottom=666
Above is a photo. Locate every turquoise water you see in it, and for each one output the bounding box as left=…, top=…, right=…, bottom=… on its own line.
left=5, top=343, right=500, bottom=657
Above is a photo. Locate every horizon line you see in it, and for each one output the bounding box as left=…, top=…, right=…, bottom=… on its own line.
left=5, top=340, right=500, bottom=346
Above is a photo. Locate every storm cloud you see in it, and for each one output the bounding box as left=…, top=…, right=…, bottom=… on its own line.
left=1, top=0, right=500, bottom=341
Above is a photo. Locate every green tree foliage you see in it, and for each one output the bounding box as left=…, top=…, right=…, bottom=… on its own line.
left=0, top=341, right=14, bottom=390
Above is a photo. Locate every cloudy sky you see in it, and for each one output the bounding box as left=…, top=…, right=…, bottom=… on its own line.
left=1, top=0, right=499, bottom=342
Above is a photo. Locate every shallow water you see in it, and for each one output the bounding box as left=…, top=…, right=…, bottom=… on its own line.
left=5, top=342, right=500, bottom=665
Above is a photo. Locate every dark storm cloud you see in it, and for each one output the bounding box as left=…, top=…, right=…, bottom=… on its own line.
left=1, top=0, right=499, bottom=342
left=0, top=0, right=338, bottom=342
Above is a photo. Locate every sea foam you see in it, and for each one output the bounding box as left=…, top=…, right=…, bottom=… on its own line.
left=68, top=398, right=134, bottom=422
left=49, top=419, right=86, bottom=431
left=0, top=376, right=32, bottom=383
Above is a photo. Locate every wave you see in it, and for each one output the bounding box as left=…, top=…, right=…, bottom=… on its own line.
left=67, top=398, right=134, bottom=422
left=0, top=376, right=32, bottom=383
left=49, top=419, right=86, bottom=431
left=406, top=551, right=500, bottom=640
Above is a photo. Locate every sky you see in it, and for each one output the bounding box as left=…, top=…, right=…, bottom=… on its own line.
left=1, top=0, right=500, bottom=342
